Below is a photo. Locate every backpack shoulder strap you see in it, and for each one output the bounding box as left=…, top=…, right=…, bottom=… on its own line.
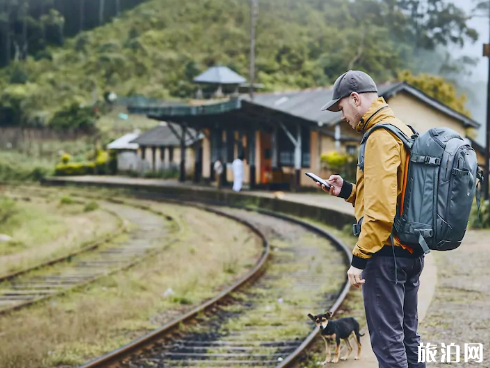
left=358, top=123, right=414, bottom=172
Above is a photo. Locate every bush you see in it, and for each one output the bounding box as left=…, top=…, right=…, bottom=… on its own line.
left=469, top=199, right=490, bottom=229
left=143, top=168, right=179, bottom=179
left=321, top=150, right=357, bottom=182
left=55, top=162, right=95, bottom=176
left=59, top=196, right=74, bottom=205
left=61, top=153, right=71, bottom=164
left=0, top=196, right=17, bottom=224
left=54, top=149, right=109, bottom=176
left=84, top=201, right=99, bottom=212
left=0, top=154, right=52, bottom=182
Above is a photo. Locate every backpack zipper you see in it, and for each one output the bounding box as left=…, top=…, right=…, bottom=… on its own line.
left=444, top=146, right=466, bottom=227
left=429, top=129, right=444, bottom=148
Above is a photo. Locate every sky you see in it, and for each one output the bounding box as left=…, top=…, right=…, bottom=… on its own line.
left=447, top=0, right=489, bottom=145
left=450, top=0, right=489, bottom=81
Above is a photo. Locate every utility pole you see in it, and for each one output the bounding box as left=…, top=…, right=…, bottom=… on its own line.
left=485, top=1, right=490, bottom=200
left=249, top=0, right=258, bottom=101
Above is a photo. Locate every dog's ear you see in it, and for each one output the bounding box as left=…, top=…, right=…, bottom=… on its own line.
left=307, top=313, right=315, bottom=321
left=325, top=311, right=333, bottom=319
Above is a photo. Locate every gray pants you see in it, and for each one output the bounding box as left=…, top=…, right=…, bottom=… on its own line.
left=362, top=253, right=426, bottom=368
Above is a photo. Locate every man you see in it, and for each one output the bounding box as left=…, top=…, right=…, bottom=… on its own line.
left=213, top=157, right=224, bottom=190
left=232, top=154, right=244, bottom=192
left=318, top=70, right=426, bottom=368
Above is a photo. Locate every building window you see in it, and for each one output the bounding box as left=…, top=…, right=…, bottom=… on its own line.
left=346, top=145, right=357, bottom=155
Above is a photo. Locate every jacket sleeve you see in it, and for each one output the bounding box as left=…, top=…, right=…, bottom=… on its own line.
left=351, top=130, right=400, bottom=269
left=339, top=181, right=356, bottom=206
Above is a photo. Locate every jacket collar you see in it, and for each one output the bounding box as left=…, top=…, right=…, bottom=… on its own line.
left=355, top=97, right=395, bottom=134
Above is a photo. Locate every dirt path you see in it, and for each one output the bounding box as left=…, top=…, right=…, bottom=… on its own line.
left=417, top=229, right=490, bottom=367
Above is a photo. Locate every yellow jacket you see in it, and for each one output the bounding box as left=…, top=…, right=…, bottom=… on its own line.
left=341, top=97, right=414, bottom=269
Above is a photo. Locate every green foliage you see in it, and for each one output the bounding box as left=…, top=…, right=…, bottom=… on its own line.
left=0, top=196, right=17, bottom=225
left=321, top=150, right=357, bottom=182
left=54, top=149, right=109, bottom=176
left=61, top=153, right=71, bottom=164
left=55, top=162, right=95, bottom=176
left=398, top=70, right=471, bottom=117
left=142, top=168, right=179, bottom=179
left=49, top=103, right=97, bottom=132
left=469, top=200, right=490, bottom=229
left=59, top=196, right=75, bottom=205
left=84, top=201, right=99, bottom=212
left=0, top=0, right=479, bottom=130
left=0, top=152, right=52, bottom=182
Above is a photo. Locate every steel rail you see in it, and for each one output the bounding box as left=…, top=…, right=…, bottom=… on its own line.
left=75, top=195, right=351, bottom=368
left=77, top=201, right=271, bottom=368
left=0, top=192, right=182, bottom=315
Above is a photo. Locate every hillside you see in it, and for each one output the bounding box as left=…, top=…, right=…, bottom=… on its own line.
left=0, top=0, right=479, bottom=128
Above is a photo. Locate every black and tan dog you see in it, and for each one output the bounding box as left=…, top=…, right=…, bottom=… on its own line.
left=308, top=311, right=364, bottom=364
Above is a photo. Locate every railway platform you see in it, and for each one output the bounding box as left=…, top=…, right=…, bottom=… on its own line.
left=44, top=175, right=437, bottom=368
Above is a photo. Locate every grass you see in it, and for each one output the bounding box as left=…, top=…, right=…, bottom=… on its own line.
left=0, top=189, right=121, bottom=275
left=0, top=150, right=54, bottom=182
left=0, top=198, right=263, bottom=368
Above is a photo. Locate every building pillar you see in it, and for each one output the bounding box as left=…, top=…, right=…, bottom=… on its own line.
left=294, top=124, right=302, bottom=190
left=248, top=129, right=256, bottom=189
left=151, top=146, right=156, bottom=172
left=335, top=124, right=341, bottom=151
left=194, top=141, right=202, bottom=183
left=272, top=125, right=278, bottom=169
left=179, top=126, right=187, bottom=182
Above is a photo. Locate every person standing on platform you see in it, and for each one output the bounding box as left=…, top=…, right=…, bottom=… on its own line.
left=317, top=70, right=426, bottom=368
left=232, top=154, right=244, bottom=192
left=213, top=157, right=224, bottom=190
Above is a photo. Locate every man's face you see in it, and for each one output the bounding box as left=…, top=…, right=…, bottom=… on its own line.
left=338, top=94, right=362, bottom=130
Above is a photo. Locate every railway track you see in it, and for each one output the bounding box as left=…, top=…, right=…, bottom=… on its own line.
left=75, top=197, right=351, bottom=368
left=0, top=192, right=181, bottom=314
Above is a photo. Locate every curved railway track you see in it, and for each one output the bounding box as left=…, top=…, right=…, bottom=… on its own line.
left=75, top=196, right=352, bottom=368
left=0, top=192, right=181, bottom=314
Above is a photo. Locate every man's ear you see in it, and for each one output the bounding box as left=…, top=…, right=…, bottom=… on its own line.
left=325, top=311, right=333, bottom=319
left=307, top=313, right=315, bottom=321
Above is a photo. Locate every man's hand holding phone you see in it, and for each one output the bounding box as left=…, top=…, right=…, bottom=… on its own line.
left=317, top=175, right=343, bottom=197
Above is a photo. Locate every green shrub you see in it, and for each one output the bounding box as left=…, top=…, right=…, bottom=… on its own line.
left=321, top=150, right=357, bottom=182
left=0, top=196, right=17, bottom=224
left=59, top=196, right=74, bottom=205
left=469, top=199, right=490, bottom=229
left=84, top=201, right=99, bottom=212
left=54, top=162, right=95, bottom=176
left=61, top=153, right=71, bottom=164
left=143, top=168, right=179, bottom=179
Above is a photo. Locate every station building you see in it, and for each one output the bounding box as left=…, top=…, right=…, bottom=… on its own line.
left=128, top=67, right=481, bottom=190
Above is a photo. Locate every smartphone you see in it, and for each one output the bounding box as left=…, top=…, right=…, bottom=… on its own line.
left=305, top=172, right=331, bottom=190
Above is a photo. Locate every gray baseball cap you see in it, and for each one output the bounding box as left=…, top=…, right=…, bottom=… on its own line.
left=320, top=70, right=378, bottom=112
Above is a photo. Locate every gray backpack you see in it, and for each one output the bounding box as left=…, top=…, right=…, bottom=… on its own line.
left=357, top=123, right=483, bottom=254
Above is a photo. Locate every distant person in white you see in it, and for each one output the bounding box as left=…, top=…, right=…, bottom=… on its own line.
left=213, top=157, right=224, bottom=190
left=232, top=154, right=244, bottom=192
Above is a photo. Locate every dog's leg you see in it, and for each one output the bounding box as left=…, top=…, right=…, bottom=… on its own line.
left=318, top=335, right=331, bottom=365
left=354, top=330, right=362, bottom=360
left=340, top=338, right=353, bottom=361
left=332, top=337, right=340, bottom=363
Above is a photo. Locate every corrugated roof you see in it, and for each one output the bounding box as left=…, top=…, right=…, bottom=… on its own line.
left=247, top=83, right=401, bottom=126
left=130, top=123, right=200, bottom=147
left=193, top=66, right=247, bottom=85
left=107, top=130, right=140, bottom=150
left=245, top=82, right=480, bottom=129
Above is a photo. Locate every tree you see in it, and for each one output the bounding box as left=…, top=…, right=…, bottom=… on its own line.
left=398, top=69, right=471, bottom=117
left=393, top=0, right=478, bottom=49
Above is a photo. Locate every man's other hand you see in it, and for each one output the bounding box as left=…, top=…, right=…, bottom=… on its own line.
left=347, top=265, right=365, bottom=289
left=316, top=175, right=343, bottom=197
